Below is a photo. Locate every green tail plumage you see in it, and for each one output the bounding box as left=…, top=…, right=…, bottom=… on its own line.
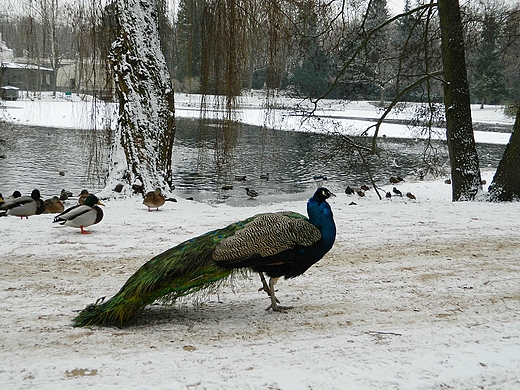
left=73, top=217, right=254, bottom=327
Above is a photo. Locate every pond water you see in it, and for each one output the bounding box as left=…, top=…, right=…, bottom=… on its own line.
left=0, top=118, right=506, bottom=203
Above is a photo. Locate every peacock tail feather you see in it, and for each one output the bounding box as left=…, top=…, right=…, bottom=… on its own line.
left=73, top=216, right=256, bottom=327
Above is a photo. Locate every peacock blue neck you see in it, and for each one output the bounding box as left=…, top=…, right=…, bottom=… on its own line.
left=307, top=194, right=336, bottom=253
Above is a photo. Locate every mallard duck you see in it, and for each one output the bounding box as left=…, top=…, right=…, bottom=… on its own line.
left=392, top=187, right=403, bottom=197
left=9, top=190, right=22, bottom=199
left=44, top=196, right=65, bottom=214
left=0, top=191, right=20, bottom=216
left=60, top=189, right=73, bottom=201
left=406, top=192, right=416, bottom=200
left=390, top=176, right=404, bottom=184
left=245, top=188, right=259, bottom=198
left=78, top=189, right=90, bottom=205
left=313, top=175, right=328, bottom=181
left=53, top=194, right=104, bottom=234
left=143, top=188, right=165, bottom=211
left=0, top=189, right=45, bottom=218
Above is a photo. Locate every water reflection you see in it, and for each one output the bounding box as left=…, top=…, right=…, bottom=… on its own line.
left=0, top=123, right=107, bottom=199
left=0, top=118, right=506, bottom=203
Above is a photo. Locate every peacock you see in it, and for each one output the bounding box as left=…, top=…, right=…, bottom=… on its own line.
left=73, top=187, right=336, bottom=327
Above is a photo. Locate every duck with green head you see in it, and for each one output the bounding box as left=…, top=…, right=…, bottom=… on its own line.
left=53, top=194, right=104, bottom=234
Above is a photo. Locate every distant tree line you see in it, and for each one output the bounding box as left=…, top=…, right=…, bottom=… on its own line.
left=0, top=0, right=517, bottom=106
left=172, top=0, right=519, bottom=106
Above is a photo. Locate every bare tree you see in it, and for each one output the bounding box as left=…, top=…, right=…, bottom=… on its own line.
left=104, top=0, right=176, bottom=195
left=20, top=0, right=63, bottom=96
left=488, top=105, right=520, bottom=201
left=487, top=3, right=520, bottom=201
left=437, top=0, right=482, bottom=200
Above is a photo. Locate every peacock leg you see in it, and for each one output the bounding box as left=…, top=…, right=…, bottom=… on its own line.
left=258, top=272, right=271, bottom=295
left=257, top=272, right=278, bottom=299
left=266, top=277, right=293, bottom=311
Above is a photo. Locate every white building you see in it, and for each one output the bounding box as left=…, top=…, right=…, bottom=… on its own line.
left=0, top=33, right=14, bottom=62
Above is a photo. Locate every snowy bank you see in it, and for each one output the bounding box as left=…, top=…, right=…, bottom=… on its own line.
left=1, top=172, right=520, bottom=389
left=1, top=92, right=515, bottom=145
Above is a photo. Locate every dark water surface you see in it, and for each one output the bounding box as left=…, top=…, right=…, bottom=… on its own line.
left=0, top=118, right=506, bottom=203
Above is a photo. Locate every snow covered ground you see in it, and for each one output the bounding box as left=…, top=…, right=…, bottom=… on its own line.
left=1, top=92, right=519, bottom=389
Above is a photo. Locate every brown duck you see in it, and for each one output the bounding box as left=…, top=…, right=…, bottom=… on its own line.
left=143, top=188, right=166, bottom=211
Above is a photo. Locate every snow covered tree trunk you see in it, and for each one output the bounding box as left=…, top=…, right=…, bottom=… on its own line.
left=105, top=0, right=175, bottom=196
left=438, top=0, right=482, bottom=201
left=488, top=105, right=520, bottom=201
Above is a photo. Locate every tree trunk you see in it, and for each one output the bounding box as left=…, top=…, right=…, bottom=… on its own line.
left=488, top=105, right=520, bottom=201
left=105, top=0, right=176, bottom=196
left=437, top=0, right=482, bottom=201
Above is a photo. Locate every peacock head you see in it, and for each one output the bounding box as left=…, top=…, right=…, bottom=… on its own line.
left=313, top=187, right=336, bottom=202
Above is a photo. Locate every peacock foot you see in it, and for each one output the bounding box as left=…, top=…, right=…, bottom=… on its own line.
left=266, top=303, right=293, bottom=312
left=265, top=276, right=289, bottom=311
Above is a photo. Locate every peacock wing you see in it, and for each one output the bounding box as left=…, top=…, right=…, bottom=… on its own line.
left=212, top=211, right=321, bottom=264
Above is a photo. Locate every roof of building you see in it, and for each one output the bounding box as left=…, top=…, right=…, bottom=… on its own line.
left=1, top=61, right=53, bottom=72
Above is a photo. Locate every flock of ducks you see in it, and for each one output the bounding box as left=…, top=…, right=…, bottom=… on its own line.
left=0, top=186, right=176, bottom=234
left=0, top=189, right=105, bottom=234
left=226, top=173, right=417, bottom=202
left=344, top=176, right=417, bottom=201
left=219, top=173, right=269, bottom=199
left=1, top=174, right=417, bottom=231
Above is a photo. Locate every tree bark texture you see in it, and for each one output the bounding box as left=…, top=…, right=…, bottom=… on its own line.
left=437, top=0, right=482, bottom=201
left=107, top=0, right=176, bottom=195
left=488, top=105, right=520, bottom=201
